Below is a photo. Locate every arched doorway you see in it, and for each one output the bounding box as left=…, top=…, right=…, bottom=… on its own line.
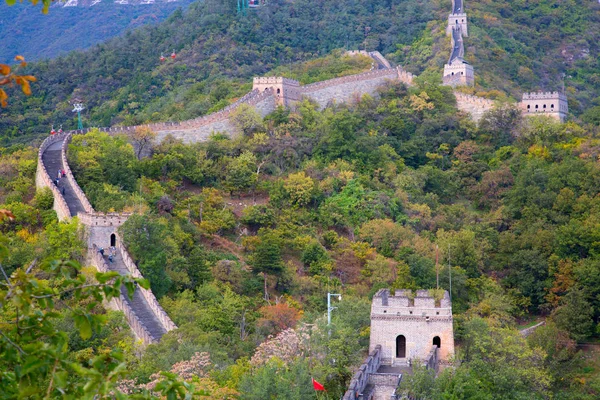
left=396, top=335, right=406, bottom=358
left=110, top=234, right=116, bottom=247
left=433, top=336, right=441, bottom=348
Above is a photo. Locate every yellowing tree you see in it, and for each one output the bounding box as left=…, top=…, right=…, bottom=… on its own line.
left=283, top=171, right=314, bottom=207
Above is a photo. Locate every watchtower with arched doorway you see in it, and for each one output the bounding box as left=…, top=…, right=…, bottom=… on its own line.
left=252, top=77, right=301, bottom=107
left=369, top=289, right=455, bottom=366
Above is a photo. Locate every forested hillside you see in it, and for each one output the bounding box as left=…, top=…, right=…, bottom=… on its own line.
left=3, top=79, right=600, bottom=398
left=0, top=1, right=195, bottom=63
left=2, top=0, right=599, bottom=146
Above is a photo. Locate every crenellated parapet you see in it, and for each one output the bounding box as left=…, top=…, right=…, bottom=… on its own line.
left=519, top=91, right=568, bottom=122
left=453, top=92, right=495, bottom=122
left=447, top=0, right=468, bottom=36
left=62, top=134, right=95, bottom=214
left=36, top=133, right=72, bottom=221
left=253, top=77, right=300, bottom=107
left=77, top=212, right=131, bottom=227
left=443, top=0, right=474, bottom=87
left=369, top=289, right=455, bottom=364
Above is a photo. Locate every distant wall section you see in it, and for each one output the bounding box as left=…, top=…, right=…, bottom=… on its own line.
left=454, top=92, right=494, bottom=122
left=299, top=68, right=402, bottom=109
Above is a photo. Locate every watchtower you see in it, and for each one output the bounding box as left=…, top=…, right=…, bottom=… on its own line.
left=520, top=91, right=568, bottom=122
left=443, top=59, right=475, bottom=87
left=369, top=289, right=455, bottom=365
left=447, top=0, right=468, bottom=36
left=252, top=77, right=301, bottom=107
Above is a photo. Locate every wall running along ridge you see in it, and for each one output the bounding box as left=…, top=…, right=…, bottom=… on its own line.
left=300, top=67, right=408, bottom=108
left=37, top=132, right=177, bottom=344
left=62, top=134, right=94, bottom=214
left=90, top=244, right=156, bottom=345
left=454, top=92, right=494, bottom=122
left=36, top=133, right=72, bottom=221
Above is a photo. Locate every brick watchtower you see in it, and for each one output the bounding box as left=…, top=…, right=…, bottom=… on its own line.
left=252, top=77, right=301, bottom=107
left=443, top=0, right=474, bottom=87
left=447, top=0, right=468, bottom=36
left=369, top=289, right=455, bottom=366
left=520, top=91, right=568, bottom=122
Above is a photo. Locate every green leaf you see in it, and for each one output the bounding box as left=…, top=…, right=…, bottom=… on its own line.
left=73, top=312, right=93, bottom=340
left=21, top=357, right=47, bottom=376
left=95, top=271, right=119, bottom=284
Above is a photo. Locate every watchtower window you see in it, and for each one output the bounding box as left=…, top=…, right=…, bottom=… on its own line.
left=535, top=104, right=539, bottom=109
left=433, top=336, right=441, bottom=348
left=451, top=72, right=455, bottom=76
left=396, top=335, right=406, bottom=358
left=543, top=104, right=546, bottom=109
left=110, top=234, right=116, bottom=247
left=527, top=105, right=531, bottom=109
left=551, top=104, right=554, bottom=108
left=277, top=88, right=281, bottom=94
left=461, top=72, right=464, bottom=75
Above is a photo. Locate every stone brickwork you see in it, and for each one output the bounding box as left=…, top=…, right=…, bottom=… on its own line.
left=454, top=92, right=494, bottom=122
left=62, top=134, right=94, bottom=214
left=342, top=345, right=383, bottom=400
left=36, top=134, right=72, bottom=221
left=39, top=133, right=177, bottom=344
left=443, top=0, right=474, bottom=87
left=520, top=91, right=568, bottom=122
left=369, top=289, right=455, bottom=364
left=78, top=212, right=130, bottom=249
left=253, top=77, right=301, bottom=106
left=300, top=68, right=399, bottom=108
left=90, top=244, right=156, bottom=345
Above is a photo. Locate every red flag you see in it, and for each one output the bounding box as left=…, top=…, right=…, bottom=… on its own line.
left=312, top=378, right=325, bottom=391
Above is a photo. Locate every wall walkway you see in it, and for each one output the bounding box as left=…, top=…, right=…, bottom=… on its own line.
left=37, top=132, right=177, bottom=345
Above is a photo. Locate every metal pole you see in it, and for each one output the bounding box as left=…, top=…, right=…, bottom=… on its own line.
left=327, top=293, right=331, bottom=326
left=327, top=293, right=341, bottom=336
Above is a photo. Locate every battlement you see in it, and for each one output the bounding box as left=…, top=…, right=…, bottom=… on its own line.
left=369, top=288, right=455, bottom=366
left=443, top=61, right=474, bottom=87
left=253, top=76, right=300, bottom=87
left=447, top=13, right=468, bottom=36
left=372, top=289, right=452, bottom=316
left=253, top=76, right=301, bottom=106
left=520, top=91, right=568, bottom=122
left=78, top=212, right=131, bottom=227
left=522, top=91, right=566, bottom=100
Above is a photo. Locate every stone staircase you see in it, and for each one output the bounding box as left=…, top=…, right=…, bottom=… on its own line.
left=41, top=141, right=86, bottom=217
left=103, top=249, right=167, bottom=341
left=39, top=134, right=175, bottom=344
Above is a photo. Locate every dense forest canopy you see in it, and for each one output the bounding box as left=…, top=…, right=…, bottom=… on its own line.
left=2, top=0, right=599, bottom=146
left=3, top=75, right=600, bottom=397
left=2, top=0, right=600, bottom=398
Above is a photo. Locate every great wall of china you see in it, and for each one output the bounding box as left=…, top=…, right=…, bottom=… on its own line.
left=36, top=131, right=177, bottom=345
left=34, top=0, right=570, bottom=348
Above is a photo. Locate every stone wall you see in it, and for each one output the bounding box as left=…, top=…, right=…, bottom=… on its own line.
left=369, top=289, right=455, bottom=363
left=117, top=242, right=178, bottom=332
left=454, top=92, right=494, bottom=122
left=300, top=68, right=399, bottom=108
left=520, top=91, right=568, bottom=122
left=36, top=133, right=71, bottom=221
left=62, top=134, right=94, bottom=214
left=343, top=345, right=382, bottom=400
left=91, top=244, right=156, bottom=345
left=78, top=212, right=130, bottom=249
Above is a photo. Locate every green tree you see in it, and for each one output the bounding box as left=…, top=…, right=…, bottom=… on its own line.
left=552, top=286, right=595, bottom=342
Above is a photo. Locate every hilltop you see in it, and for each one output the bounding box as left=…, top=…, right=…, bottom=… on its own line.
left=2, top=0, right=599, bottom=146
